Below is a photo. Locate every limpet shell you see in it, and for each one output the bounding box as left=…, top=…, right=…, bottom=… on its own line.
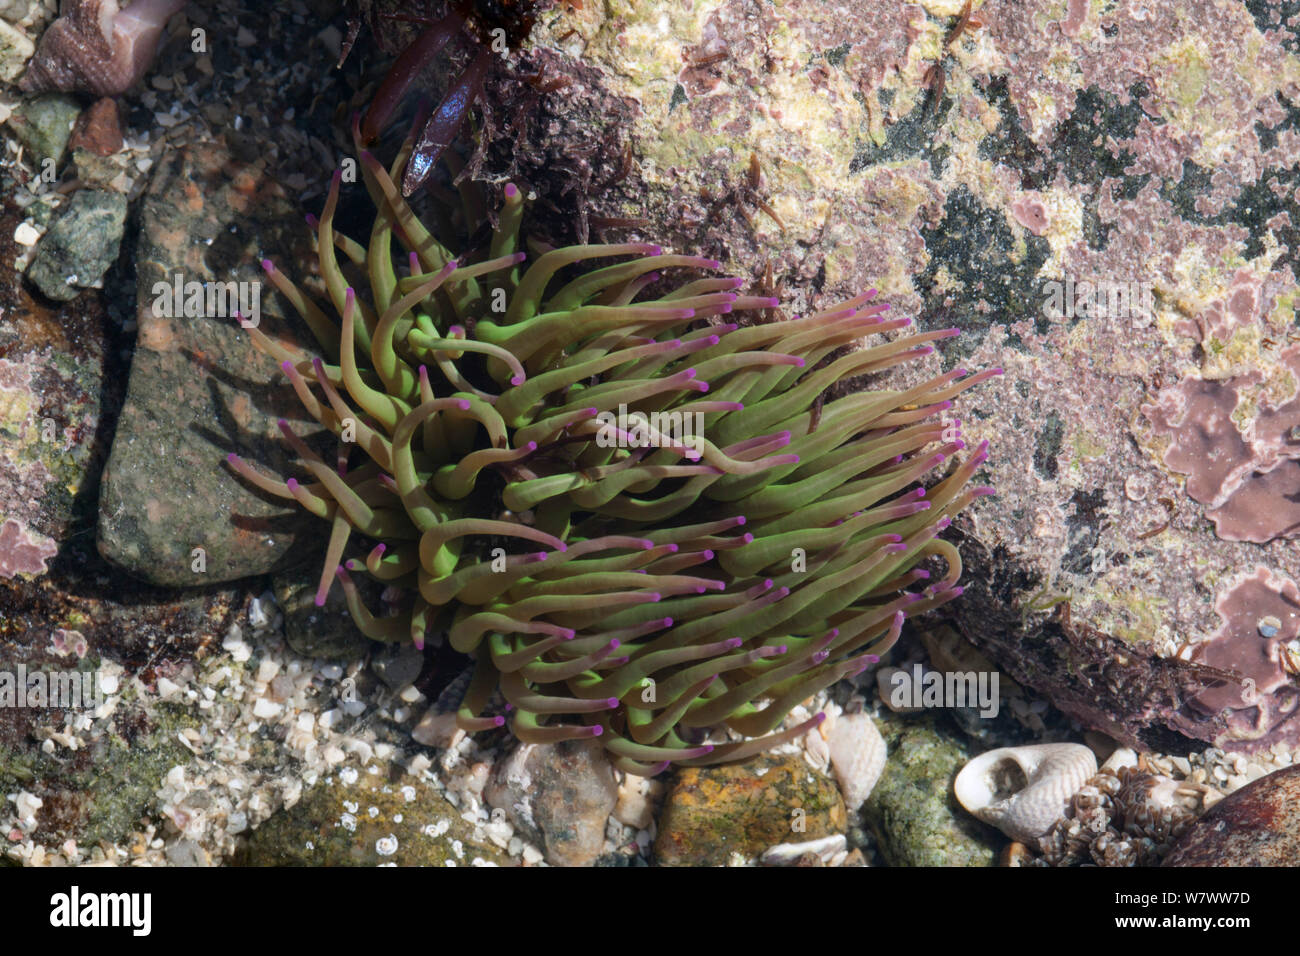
left=954, top=743, right=1096, bottom=847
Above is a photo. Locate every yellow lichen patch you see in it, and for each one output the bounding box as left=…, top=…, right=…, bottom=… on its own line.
left=1069, top=428, right=1108, bottom=465
left=1153, top=37, right=1209, bottom=120
left=917, top=0, right=974, bottom=17
left=579, top=0, right=715, bottom=104
left=1084, top=582, right=1170, bottom=650
left=0, top=385, right=40, bottom=459
left=586, top=2, right=868, bottom=250
left=1148, top=7, right=1300, bottom=168
left=1269, top=290, right=1297, bottom=329
left=1260, top=363, right=1298, bottom=410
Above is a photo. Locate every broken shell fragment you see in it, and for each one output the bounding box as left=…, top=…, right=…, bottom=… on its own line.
left=954, top=743, right=1097, bottom=847
left=760, top=834, right=847, bottom=866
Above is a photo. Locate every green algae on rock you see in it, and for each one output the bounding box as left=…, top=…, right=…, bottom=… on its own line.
left=652, top=753, right=846, bottom=866
left=25, top=188, right=126, bottom=303
left=862, top=711, right=1000, bottom=866
left=234, top=763, right=511, bottom=867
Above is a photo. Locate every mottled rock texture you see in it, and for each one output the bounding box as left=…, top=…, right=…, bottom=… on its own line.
left=97, top=142, right=325, bottom=586
left=236, top=762, right=512, bottom=866
left=26, top=188, right=126, bottom=302
left=485, top=739, right=619, bottom=867
left=653, top=753, right=846, bottom=865
left=863, top=711, right=1001, bottom=866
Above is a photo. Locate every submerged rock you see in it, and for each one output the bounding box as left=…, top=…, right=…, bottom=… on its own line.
left=1163, top=765, right=1300, bottom=867
left=653, top=754, right=846, bottom=865
left=97, top=142, right=325, bottom=586
left=274, top=564, right=370, bottom=662
left=236, top=763, right=511, bottom=866
left=8, top=92, right=79, bottom=168
left=0, top=230, right=109, bottom=577
left=25, top=189, right=126, bottom=302
left=485, top=739, right=618, bottom=867
left=863, top=712, right=1001, bottom=866
left=489, top=0, right=1300, bottom=756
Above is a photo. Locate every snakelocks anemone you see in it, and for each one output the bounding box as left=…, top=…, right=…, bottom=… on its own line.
left=229, top=115, right=999, bottom=776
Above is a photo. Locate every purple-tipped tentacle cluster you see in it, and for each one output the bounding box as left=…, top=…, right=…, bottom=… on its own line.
left=232, top=118, right=997, bottom=775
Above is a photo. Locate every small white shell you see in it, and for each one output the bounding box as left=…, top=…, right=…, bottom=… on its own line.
left=760, top=834, right=847, bottom=866
left=1100, top=746, right=1138, bottom=774
left=954, top=743, right=1096, bottom=847
left=828, top=711, right=887, bottom=812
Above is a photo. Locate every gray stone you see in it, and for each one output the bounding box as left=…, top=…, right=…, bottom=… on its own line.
left=25, top=189, right=126, bottom=302
left=370, top=642, right=424, bottom=691
left=97, top=143, right=325, bottom=586
left=274, top=565, right=370, bottom=661
left=236, top=762, right=511, bottom=866
left=485, top=740, right=618, bottom=866
left=10, top=92, right=79, bottom=167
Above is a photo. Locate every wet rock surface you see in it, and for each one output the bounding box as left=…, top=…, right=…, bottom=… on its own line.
left=274, top=564, right=370, bottom=662
left=863, top=712, right=1001, bottom=866
left=96, top=141, right=326, bottom=587
left=485, top=739, right=619, bottom=867
left=0, top=224, right=105, bottom=576
left=25, top=188, right=126, bottom=302
left=653, top=753, right=847, bottom=865
left=1163, top=764, right=1300, bottom=866
left=8, top=91, right=78, bottom=168
left=235, top=761, right=512, bottom=867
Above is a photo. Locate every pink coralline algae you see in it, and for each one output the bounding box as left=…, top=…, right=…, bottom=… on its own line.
left=1172, top=567, right=1300, bottom=750
left=1143, top=346, right=1300, bottom=543
left=20, top=0, right=187, bottom=97
left=1176, top=269, right=1266, bottom=345
left=1010, top=195, right=1049, bottom=236
left=0, top=518, right=58, bottom=579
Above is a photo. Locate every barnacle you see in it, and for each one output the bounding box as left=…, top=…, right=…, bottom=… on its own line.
left=230, top=115, right=997, bottom=775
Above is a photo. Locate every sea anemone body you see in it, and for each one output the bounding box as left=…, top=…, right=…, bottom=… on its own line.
left=232, top=119, right=997, bottom=775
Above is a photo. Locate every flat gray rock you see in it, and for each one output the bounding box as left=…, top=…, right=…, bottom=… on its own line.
left=97, top=143, right=325, bottom=586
